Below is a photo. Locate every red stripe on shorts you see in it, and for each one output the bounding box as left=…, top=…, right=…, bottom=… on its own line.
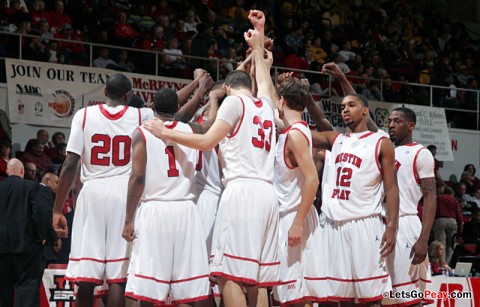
left=172, top=295, right=210, bottom=304
left=125, top=292, right=165, bottom=305
left=224, top=253, right=280, bottom=266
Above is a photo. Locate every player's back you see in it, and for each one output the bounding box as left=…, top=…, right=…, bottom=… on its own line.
left=79, top=104, right=153, bottom=181
left=322, top=131, right=386, bottom=221
left=395, top=143, right=433, bottom=216
left=139, top=122, right=197, bottom=201
left=219, top=94, right=276, bottom=185
left=274, top=121, right=312, bottom=214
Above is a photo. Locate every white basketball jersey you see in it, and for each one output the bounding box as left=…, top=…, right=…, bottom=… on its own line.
left=395, top=143, right=434, bottom=216
left=219, top=95, right=276, bottom=185
left=194, top=117, right=223, bottom=196
left=322, top=131, right=386, bottom=221
left=274, top=121, right=312, bottom=214
left=67, top=104, right=153, bottom=182
left=139, top=122, right=197, bottom=201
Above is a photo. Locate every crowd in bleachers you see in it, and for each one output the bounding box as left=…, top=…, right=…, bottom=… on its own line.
left=1, top=0, right=480, bottom=119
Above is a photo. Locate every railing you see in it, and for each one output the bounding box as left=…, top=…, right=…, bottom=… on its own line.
left=1, top=30, right=479, bottom=130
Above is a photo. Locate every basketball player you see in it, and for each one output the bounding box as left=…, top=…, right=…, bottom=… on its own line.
left=52, top=74, right=154, bottom=307
left=383, top=107, right=436, bottom=306
left=273, top=77, right=320, bottom=306
left=122, top=87, right=219, bottom=305
left=144, top=28, right=278, bottom=307
left=308, top=93, right=399, bottom=305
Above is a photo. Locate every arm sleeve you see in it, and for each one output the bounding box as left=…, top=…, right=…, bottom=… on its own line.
left=416, top=149, right=435, bottom=179
left=216, top=96, right=244, bottom=127
left=30, top=183, right=47, bottom=242
left=66, top=109, right=85, bottom=156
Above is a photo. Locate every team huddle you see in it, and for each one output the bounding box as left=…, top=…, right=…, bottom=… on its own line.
left=52, top=10, right=437, bottom=307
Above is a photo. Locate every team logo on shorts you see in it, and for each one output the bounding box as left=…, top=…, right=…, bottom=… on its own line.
left=48, top=90, right=75, bottom=118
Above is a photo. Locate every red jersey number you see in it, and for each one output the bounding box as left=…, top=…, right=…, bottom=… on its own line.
left=165, top=146, right=179, bottom=177
left=336, top=167, right=352, bottom=187
left=91, top=134, right=131, bottom=166
left=251, top=116, right=273, bottom=152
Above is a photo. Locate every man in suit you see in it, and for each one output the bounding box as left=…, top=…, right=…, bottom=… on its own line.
left=39, top=173, right=62, bottom=268
left=0, top=158, right=48, bottom=307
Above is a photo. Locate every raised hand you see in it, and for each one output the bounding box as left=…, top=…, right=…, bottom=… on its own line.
left=277, top=72, right=294, bottom=86
left=193, top=68, right=207, bottom=80
left=248, top=10, right=265, bottom=30
left=321, top=62, right=345, bottom=79
left=198, top=73, right=215, bottom=93
left=244, top=29, right=263, bottom=50
left=264, top=37, right=274, bottom=51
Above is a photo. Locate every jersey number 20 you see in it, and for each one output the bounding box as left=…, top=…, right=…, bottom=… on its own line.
left=91, top=134, right=131, bottom=166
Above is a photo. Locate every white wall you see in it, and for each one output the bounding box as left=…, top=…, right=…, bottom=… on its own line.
left=440, top=128, right=480, bottom=182
left=0, top=84, right=70, bottom=155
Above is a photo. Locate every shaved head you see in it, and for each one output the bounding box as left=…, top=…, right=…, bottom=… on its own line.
left=42, top=172, right=59, bottom=193
left=7, top=158, right=24, bottom=178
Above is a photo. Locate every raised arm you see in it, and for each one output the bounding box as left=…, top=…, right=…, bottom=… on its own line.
left=379, top=138, right=399, bottom=257
left=174, top=74, right=214, bottom=123
left=176, top=69, right=206, bottom=106
left=189, top=87, right=224, bottom=134
left=122, top=130, right=146, bottom=242
left=322, top=62, right=356, bottom=95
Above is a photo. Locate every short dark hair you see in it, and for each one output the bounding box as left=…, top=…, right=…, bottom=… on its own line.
left=128, top=93, right=145, bottom=108
left=106, top=73, right=132, bottom=100
left=154, top=88, right=178, bottom=115
left=224, top=70, right=252, bottom=91
left=392, top=107, right=416, bottom=123
left=0, top=140, right=11, bottom=150
left=346, top=93, right=368, bottom=107
left=278, top=78, right=310, bottom=112
left=427, top=145, right=437, bottom=151
left=52, top=131, right=65, bottom=144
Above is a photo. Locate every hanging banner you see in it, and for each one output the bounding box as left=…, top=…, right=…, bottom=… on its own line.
left=303, top=95, right=454, bottom=161
left=5, top=59, right=190, bottom=128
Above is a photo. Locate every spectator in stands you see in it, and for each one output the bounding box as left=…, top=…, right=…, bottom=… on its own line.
left=29, top=0, right=47, bottom=28
left=228, top=0, right=249, bottom=20
left=464, top=164, right=480, bottom=186
left=93, top=47, right=116, bottom=68
left=54, top=23, right=87, bottom=65
left=460, top=170, right=475, bottom=196
left=463, top=186, right=480, bottom=211
left=48, top=143, right=65, bottom=168
left=21, top=139, right=53, bottom=181
left=49, top=131, right=65, bottom=159
left=45, top=40, right=62, bottom=63
left=4, top=0, right=28, bottom=26
left=38, top=19, right=54, bottom=42
left=24, top=162, right=38, bottom=182
left=429, top=240, right=452, bottom=275
left=338, top=40, right=356, bottom=63
left=112, top=11, right=139, bottom=47
left=22, top=31, right=47, bottom=62
left=116, top=50, right=135, bottom=72
left=141, top=25, right=165, bottom=51
left=363, top=80, right=383, bottom=101
left=283, top=27, right=304, bottom=54
left=0, top=140, right=11, bottom=181
left=183, top=10, right=198, bottom=34
left=324, top=5, right=344, bottom=30
left=310, top=37, right=328, bottom=65
left=434, top=182, right=463, bottom=264
left=463, top=209, right=480, bottom=244
left=46, top=0, right=72, bottom=32
left=161, top=37, right=186, bottom=76
left=15, top=20, right=31, bottom=35
left=25, top=129, right=53, bottom=154
left=172, top=18, right=186, bottom=43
